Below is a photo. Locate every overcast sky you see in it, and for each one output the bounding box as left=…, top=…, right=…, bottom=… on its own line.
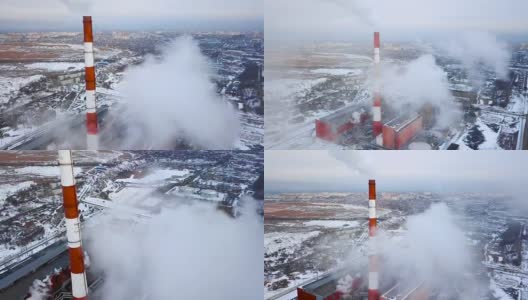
left=0, top=0, right=262, bottom=32
left=265, top=151, right=528, bottom=193
left=266, top=0, right=528, bottom=44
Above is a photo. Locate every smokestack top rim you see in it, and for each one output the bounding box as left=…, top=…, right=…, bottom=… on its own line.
left=369, top=179, right=376, bottom=184
left=83, top=16, right=92, bottom=22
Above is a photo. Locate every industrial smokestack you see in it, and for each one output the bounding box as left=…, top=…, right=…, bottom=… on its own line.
left=83, top=16, right=98, bottom=150
left=373, top=32, right=383, bottom=146
left=59, top=150, right=89, bottom=299
left=368, top=179, right=379, bottom=300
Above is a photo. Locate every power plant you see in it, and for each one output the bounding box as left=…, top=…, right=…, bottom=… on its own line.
left=314, top=32, right=429, bottom=150
left=5, top=150, right=264, bottom=299
left=295, top=180, right=427, bottom=300
left=0, top=16, right=264, bottom=150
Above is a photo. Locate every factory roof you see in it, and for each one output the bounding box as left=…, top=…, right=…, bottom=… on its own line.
left=384, top=114, right=420, bottom=131
left=382, top=281, right=425, bottom=300
left=300, top=269, right=356, bottom=297
left=318, top=105, right=365, bottom=123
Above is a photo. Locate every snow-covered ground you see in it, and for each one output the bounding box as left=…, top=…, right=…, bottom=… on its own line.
left=265, top=67, right=370, bottom=150
left=265, top=77, right=328, bottom=104
left=168, top=186, right=227, bottom=202
left=0, top=127, right=35, bottom=148
left=0, top=181, right=34, bottom=205
left=455, top=118, right=501, bottom=150
left=0, top=75, right=43, bottom=104
left=265, top=231, right=321, bottom=259
left=24, top=62, right=84, bottom=72
left=116, top=169, right=191, bottom=185
left=238, top=111, right=264, bottom=149
left=14, top=166, right=82, bottom=177
left=109, top=186, right=157, bottom=205
left=490, top=279, right=515, bottom=300
left=265, top=270, right=325, bottom=300
left=311, top=68, right=363, bottom=76
left=303, top=220, right=359, bottom=228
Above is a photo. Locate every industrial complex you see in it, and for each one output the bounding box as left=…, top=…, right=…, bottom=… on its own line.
left=266, top=30, right=528, bottom=150
left=0, top=150, right=263, bottom=299
left=293, top=181, right=426, bottom=300
left=0, top=16, right=264, bottom=150
left=312, top=32, right=527, bottom=150
left=265, top=180, right=528, bottom=300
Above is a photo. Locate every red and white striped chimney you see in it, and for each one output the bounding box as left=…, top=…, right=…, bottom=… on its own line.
left=83, top=16, right=98, bottom=150
left=59, top=150, right=89, bottom=300
left=368, top=179, right=379, bottom=300
left=373, top=32, right=383, bottom=146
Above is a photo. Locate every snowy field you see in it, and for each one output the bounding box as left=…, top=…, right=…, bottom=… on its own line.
left=0, top=181, right=34, bottom=206
left=265, top=231, right=321, bottom=260
left=311, top=68, right=363, bottom=76
left=24, top=62, right=84, bottom=72
left=265, top=57, right=371, bottom=150
left=109, top=186, right=157, bottom=205
left=303, top=220, right=359, bottom=228
left=455, top=118, right=502, bottom=150
left=116, top=169, right=191, bottom=185
left=0, top=75, right=43, bottom=104
left=14, top=166, right=82, bottom=177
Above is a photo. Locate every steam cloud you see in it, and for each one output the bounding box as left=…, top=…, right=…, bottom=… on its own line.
left=440, top=31, right=510, bottom=84
left=328, top=150, right=369, bottom=175
left=59, top=0, right=93, bottom=12
left=377, top=204, right=482, bottom=297
left=324, top=0, right=375, bottom=27
left=378, top=55, right=461, bottom=128
left=84, top=198, right=262, bottom=299
left=337, top=203, right=482, bottom=297
left=118, top=36, right=240, bottom=149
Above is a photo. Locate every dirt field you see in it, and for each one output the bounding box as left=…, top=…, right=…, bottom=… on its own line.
left=265, top=201, right=366, bottom=220
left=0, top=151, right=56, bottom=165
left=0, top=43, right=60, bottom=61
left=0, top=151, right=128, bottom=166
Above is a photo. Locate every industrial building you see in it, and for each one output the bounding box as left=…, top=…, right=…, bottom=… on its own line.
left=296, top=180, right=427, bottom=300
left=297, top=272, right=364, bottom=300
left=315, top=107, right=368, bottom=142
left=382, top=115, right=423, bottom=150
left=380, top=282, right=428, bottom=300
left=314, top=32, right=424, bottom=149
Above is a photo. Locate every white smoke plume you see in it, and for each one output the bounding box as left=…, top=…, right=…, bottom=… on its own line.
left=327, top=150, right=369, bottom=176
left=377, top=203, right=482, bottom=297
left=84, top=198, right=262, bottom=299
left=336, top=274, right=355, bottom=294
left=26, top=278, right=50, bottom=300
left=440, top=31, right=510, bottom=84
left=59, top=0, right=93, bottom=12
left=378, top=54, right=461, bottom=128
left=118, top=36, right=240, bottom=149
left=324, top=0, right=375, bottom=27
